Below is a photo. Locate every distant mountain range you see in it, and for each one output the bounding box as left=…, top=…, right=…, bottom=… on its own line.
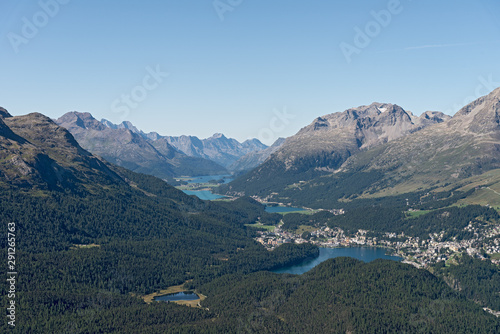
left=160, top=133, right=268, bottom=168
left=222, top=90, right=500, bottom=208
left=99, top=118, right=281, bottom=170
left=55, top=113, right=278, bottom=181
left=100, top=117, right=272, bottom=169
left=229, top=137, right=286, bottom=172
left=55, top=112, right=226, bottom=181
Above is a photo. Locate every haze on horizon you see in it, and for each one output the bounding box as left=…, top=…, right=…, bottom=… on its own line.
left=1, top=0, right=500, bottom=145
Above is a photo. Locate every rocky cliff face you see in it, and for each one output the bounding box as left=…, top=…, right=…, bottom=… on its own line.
left=238, top=102, right=448, bottom=180
left=447, top=87, right=500, bottom=134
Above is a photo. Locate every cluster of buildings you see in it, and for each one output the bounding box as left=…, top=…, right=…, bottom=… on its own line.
left=255, top=218, right=500, bottom=268
left=256, top=226, right=374, bottom=250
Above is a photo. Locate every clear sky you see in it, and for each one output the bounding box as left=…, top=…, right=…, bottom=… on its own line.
left=1, top=0, right=499, bottom=145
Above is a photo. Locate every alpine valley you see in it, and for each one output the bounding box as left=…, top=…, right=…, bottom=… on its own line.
left=0, top=89, right=499, bottom=333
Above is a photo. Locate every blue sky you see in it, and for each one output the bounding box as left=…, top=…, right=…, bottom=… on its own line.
left=1, top=0, right=499, bottom=145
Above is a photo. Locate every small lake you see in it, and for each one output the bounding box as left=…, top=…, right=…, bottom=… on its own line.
left=183, top=190, right=226, bottom=200
left=272, top=247, right=403, bottom=275
left=186, top=174, right=233, bottom=184
left=265, top=206, right=306, bottom=213
left=154, top=291, right=200, bottom=302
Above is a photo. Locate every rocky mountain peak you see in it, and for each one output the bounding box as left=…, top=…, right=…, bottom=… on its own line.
left=101, top=119, right=116, bottom=129
left=241, top=138, right=267, bottom=151
left=7, top=113, right=89, bottom=154
left=101, top=119, right=162, bottom=141
left=312, top=117, right=329, bottom=130
left=0, top=107, right=12, bottom=118
left=242, top=100, right=451, bottom=187
left=449, top=87, right=500, bottom=133
left=210, top=133, right=227, bottom=140
left=0, top=110, right=129, bottom=191
left=303, top=103, right=415, bottom=135
left=121, top=121, right=139, bottom=132
left=292, top=102, right=437, bottom=153
left=58, top=112, right=106, bottom=131
left=420, top=111, right=451, bottom=123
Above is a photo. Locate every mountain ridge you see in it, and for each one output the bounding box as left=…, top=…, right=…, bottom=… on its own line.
left=223, top=102, right=450, bottom=200
left=229, top=137, right=286, bottom=172
left=100, top=118, right=269, bottom=170
left=340, top=87, right=500, bottom=196
left=223, top=88, right=500, bottom=208
left=0, top=112, right=126, bottom=191
left=56, top=112, right=227, bottom=179
left=162, top=133, right=268, bottom=169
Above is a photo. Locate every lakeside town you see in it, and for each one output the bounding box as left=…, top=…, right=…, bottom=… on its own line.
left=254, top=210, right=500, bottom=269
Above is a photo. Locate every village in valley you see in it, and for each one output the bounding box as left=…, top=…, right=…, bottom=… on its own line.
left=253, top=207, right=500, bottom=269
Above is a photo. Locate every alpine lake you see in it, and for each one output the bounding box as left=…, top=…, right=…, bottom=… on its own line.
left=272, top=247, right=403, bottom=275
left=177, top=174, right=232, bottom=200
left=154, top=291, right=200, bottom=302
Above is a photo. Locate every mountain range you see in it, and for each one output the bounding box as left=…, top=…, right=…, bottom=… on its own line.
left=55, top=113, right=278, bottom=181
left=342, top=86, right=500, bottom=200
left=55, top=112, right=229, bottom=181
left=160, top=133, right=268, bottom=168
left=45, top=87, right=500, bottom=210
left=100, top=117, right=272, bottom=169
left=223, top=89, right=500, bottom=208
left=223, top=103, right=448, bottom=197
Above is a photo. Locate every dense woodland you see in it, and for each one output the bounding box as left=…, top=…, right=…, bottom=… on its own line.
left=327, top=204, right=499, bottom=239
left=222, top=163, right=477, bottom=211
left=281, top=211, right=334, bottom=231
left=433, top=255, right=500, bottom=311
left=1, top=169, right=499, bottom=332
left=220, top=166, right=385, bottom=209
left=196, top=258, right=498, bottom=333
left=0, top=176, right=320, bottom=333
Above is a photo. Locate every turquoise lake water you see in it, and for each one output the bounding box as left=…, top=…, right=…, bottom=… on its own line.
left=182, top=174, right=232, bottom=200
left=183, top=190, right=226, bottom=200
